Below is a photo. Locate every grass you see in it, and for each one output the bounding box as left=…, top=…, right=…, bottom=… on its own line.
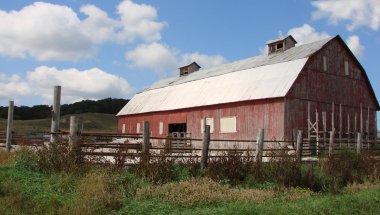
left=0, top=147, right=379, bottom=214
left=0, top=112, right=117, bottom=135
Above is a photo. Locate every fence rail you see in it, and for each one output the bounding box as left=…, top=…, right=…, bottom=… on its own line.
left=1, top=126, right=379, bottom=166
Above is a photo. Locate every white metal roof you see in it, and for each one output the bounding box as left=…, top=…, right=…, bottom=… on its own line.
left=117, top=37, right=332, bottom=116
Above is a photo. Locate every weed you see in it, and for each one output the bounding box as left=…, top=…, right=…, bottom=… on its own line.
left=136, top=177, right=274, bottom=207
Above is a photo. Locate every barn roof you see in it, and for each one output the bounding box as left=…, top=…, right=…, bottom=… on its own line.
left=117, top=37, right=332, bottom=116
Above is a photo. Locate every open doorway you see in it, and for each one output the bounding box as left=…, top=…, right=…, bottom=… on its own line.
left=168, top=123, right=187, bottom=133
left=168, top=123, right=190, bottom=147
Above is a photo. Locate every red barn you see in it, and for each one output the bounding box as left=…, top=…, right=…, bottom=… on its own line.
left=117, top=35, right=379, bottom=146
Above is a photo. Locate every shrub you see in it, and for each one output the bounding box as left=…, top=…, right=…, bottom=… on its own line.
left=267, top=148, right=302, bottom=189
left=13, top=148, right=39, bottom=171
left=0, top=149, right=16, bottom=165
left=206, top=148, right=255, bottom=185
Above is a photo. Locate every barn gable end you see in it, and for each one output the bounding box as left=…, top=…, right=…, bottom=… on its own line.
left=285, top=35, right=379, bottom=140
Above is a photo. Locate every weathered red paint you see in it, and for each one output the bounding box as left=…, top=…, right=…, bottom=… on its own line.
left=118, top=36, right=379, bottom=143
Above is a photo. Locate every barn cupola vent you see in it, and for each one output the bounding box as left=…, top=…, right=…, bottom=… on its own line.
left=179, top=62, right=201, bottom=76
left=266, top=35, right=297, bottom=55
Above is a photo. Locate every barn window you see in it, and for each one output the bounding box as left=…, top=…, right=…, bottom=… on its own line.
left=159, top=121, right=163, bottom=135
left=122, top=124, right=126, bottom=134
left=276, top=43, right=283, bottom=50
left=220, top=116, right=237, bottom=133
left=136, top=122, right=140, bottom=133
left=323, top=56, right=327, bottom=72
left=201, top=118, right=214, bottom=133
left=344, top=61, right=349, bottom=76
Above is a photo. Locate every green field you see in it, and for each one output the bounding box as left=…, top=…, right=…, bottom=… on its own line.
left=0, top=113, right=118, bottom=135
left=0, top=147, right=379, bottom=215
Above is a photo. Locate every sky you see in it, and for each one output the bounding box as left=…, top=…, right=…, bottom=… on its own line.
left=0, top=0, right=379, bottom=126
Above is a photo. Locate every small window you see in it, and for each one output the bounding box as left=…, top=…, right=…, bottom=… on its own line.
left=276, top=43, right=283, bottom=50
left=323, top=56, right=327, bottom=72
left=159, top=121, right=163, bottom=135
left=220, top=116, right=237, bottom=133
left=122, top=124, right=126, bottom=134
left=344, top=61, right=349, bottom=76
left=201, top=118, right=214, bottom=133
left=136, top=122, right=140, bottom=133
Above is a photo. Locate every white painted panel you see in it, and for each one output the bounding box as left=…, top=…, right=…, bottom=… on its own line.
left=136, top=123, right=140, bottom=133
left=220, top=117, right=237, bottom=133
left=122, top=124, right=126, bottom=133
left=344, top=61, right=349, bottom=76
left=159, top=121, right=163, bottom=135
left=201, top=118, right=214, bottom=133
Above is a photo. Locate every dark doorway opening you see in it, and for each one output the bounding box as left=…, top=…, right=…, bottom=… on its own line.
left=168, top=123, right=187, bottom=133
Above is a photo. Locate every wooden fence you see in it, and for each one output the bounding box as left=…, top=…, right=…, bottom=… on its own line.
left=1, top=122, right=379, bottom=167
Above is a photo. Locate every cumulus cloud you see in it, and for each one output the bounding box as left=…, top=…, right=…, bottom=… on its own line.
left=311, top=0, right=380, bottom=31
left=181, top=52, right=226, bottom=69
left=346, top=35, right=365, bottom=59
left=125, top=42, right=227, bottom=72
left=0, top=67, right=132, bottom=104
left=0, top=1, right=166, bottom=61
left=125, top=43, right=178, bottom=71
left=287, top=24, right=331, bottom=45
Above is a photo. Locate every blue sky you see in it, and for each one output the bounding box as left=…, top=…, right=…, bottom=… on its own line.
left=0, top=0, right=379, bottom=124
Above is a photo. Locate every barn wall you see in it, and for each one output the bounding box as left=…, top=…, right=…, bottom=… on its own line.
left=118, top=98, right=285, bottom=146
left=285, top=37, right=378, bottom=139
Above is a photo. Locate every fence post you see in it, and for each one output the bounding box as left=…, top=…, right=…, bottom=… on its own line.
left=142, top=121, right=150, bottom=154
left=201, top=125, right=210, bottom=170
left=69, top=116, right=78, bottom=150
left=5, top=101, right=14, bottom=152
left=50, top=86, right=61, bottom=144
left=296, top=130, right=303, bottom=162
left=356, top=132, right=362, bottom=155
left=329, top=129, right=335, bottom=157
left=255, top=128, right=264, bottom=163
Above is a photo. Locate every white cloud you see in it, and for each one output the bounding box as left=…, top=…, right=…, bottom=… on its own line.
left=117, top=0, right=167, bottom=42
left=125, top=43, right=178, bottom=71
left=0, top=1, right=166, bottom=61
left=346, top=35, right=365, bottom=59
left=287, top=24, right=331, bottom=45
left=0, top=67, right=132, bottom=104
left=312, top=0, right=380, bottom=31
left=125, top=42, right=227, bottom=73
left=181, top=52, right=226, bottom=69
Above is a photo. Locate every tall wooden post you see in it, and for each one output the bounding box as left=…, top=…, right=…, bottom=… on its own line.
left=347, top=114, right=350, bottom=147
left=142, top=121, right=150, bottom=153
left=295, top=130, right=303, bottom=162
left=357, top=132, right=362, bottom=154
left=360, top=103, right=363, bottom=133
left=329, top=129, right=335, bottom=157
left=69, top=116, right=78, bottom=149
left=255, top=128, right=264, bottom=163
left=50, top=86, right=61, bottom=144
left=375, top=112, right=378, bottom=145
left=339, top=104, right=342, bottom=147
left=322, top=112, right=327, bottom=149
left=201, top=125, right=211, bottom=170
left=331, top=102, right=335, bottom=130
left=5, top=101, right=14, bottom=152
left=367, top=107, right=370, bottom=149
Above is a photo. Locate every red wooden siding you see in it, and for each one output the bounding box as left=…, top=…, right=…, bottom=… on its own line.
left=285, top=37, right=378, bottom=139
left=118, top=98, right=285, bottom=144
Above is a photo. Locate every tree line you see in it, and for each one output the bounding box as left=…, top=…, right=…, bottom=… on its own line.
left=0, top=98, right=129, bottom=120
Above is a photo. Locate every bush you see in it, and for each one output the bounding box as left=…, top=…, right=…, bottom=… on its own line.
left=206, top=149, right=255, bottom=185
left=13, top=148, right=39, bottom=171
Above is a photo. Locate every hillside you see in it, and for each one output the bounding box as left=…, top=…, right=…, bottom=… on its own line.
left=0, top=98, right=129, bottom=120
left=0, top=113, right=117, bottom=135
